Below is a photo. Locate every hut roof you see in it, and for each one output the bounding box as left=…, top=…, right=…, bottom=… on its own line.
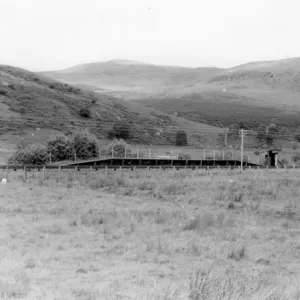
left=266, top=148, right=282, bottom=154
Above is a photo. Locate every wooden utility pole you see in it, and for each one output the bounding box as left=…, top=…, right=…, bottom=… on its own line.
left=119, top=166, right=123, bottom=179
left=58, top=166, right=61, bottom=180
left=224, top=127, right=229, bottom=147
left=239, top=129, right=248, bottom=171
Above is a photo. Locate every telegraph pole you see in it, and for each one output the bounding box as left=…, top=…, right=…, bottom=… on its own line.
left=239, top=129, right=247, bottom=171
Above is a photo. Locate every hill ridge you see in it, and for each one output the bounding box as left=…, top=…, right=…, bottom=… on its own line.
left=0, top=64, right=223, bottom=151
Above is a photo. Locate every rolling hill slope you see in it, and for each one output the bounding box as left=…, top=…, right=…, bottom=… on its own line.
left=0, top=64, right=224, bottom=153
left=41, top=57, right=300, bottom=108
left=205, top=57, right=300, bottom=93
left=39, top=57, right=300, bottom=142
left=41, top=59, right=223, bottom=99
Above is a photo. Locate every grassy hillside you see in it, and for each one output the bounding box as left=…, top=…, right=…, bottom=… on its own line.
left=0, top=64, right=224, bottom=153
left=41, top=60, right=222, bottom=99
left=41, top=57, right=300, bottom=106
left=37, top=57, right=300, bottom=150
left=41, top=58, right=300, bottom=131
left=206, top=57, right=300, bottom=87
left=133, top=92, right=300, bottom=130
left=131, top=58, right=300, bottom=136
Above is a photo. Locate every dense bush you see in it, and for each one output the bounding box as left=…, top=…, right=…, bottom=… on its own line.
left=78, top=108, right=91, bottom=118
left=46, top=136, right=74, bottom=161
left=107, top=139, right=130, bottom=157
left=176, top=130, right=188, bottom=146
left=72, top=132, right=99, bottom=159
left=109, top=121, right=130, bottom=140
left=107, top=129, right=117, bottom=140
left=9, top=144, right=49, bottom=165
left=0, top=88, right=7, bottom=95
left=8, top=84, right=16, bottom=90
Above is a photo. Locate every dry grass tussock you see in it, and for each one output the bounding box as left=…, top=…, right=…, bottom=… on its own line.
left=0, top=167, right=300, bottom=299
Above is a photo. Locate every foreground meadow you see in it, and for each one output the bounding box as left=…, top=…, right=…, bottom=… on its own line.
left=0, top=167, right=300, bottom=299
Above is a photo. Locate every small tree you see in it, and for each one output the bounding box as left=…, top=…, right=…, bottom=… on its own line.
left=107, top=129, right=117, bottom=140
left=268, top=123, right=279, bottom=136
left=107, top=139, right=130, bottom=157
left=112, top=121, right=130, bottom=140
left=71, top=132, right=99, bottom=159
left=78, top=108, right=91, bottom=118
left=176, top=130, right=188, bottom=146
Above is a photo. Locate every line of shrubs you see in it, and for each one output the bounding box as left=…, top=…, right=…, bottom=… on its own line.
left=9, top=132, right=99, bottom=165
left=8, top=133, right=137, bottom=165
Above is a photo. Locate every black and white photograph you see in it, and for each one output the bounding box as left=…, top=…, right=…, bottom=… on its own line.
left=1, top=0, right=300, bottom=299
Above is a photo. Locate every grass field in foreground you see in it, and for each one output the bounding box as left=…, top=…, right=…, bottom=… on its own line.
left=0, top=168, right=300, bottom=299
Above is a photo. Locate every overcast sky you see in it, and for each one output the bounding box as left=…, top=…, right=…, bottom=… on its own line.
left=1, top=0, right=300, bottom=71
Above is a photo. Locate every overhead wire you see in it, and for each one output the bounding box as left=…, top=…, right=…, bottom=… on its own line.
left=2, top=115, right=299, bottom=133
left=1, top=116, right=299, bottom=137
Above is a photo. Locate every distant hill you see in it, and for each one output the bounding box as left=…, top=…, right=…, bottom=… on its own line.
left=0, top=64, right=224, bottom=153
left=41, top=57, right=300, bottom=107
left=39, top=57, right=300, bottom=142
left=206, top=57, right=300, bottom=92
left=41, top=59, right=223, bottom=99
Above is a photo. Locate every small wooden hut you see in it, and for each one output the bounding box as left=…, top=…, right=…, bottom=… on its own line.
left=262, top=148, right=282, bottom=167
